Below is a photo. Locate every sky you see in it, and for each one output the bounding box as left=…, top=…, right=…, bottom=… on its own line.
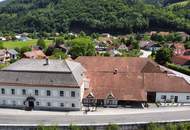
left=0, top=0, right=5, bottom=2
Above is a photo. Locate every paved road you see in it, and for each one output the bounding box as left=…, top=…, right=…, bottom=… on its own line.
left=0, top=110, right=190, bottom=125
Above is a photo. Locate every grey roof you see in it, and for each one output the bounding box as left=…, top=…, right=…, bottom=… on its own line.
left=0, top=49, right=6, bottom=55
left=3, top=59, right=75, bottom=72
left=0, top=59, right=85, bottom=87
left=7, top=49, right=18, bottom=55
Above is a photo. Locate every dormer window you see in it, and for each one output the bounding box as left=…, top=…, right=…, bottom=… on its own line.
left=105, top=92, right=118, bottom=106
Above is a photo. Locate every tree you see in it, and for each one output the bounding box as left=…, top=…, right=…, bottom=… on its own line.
left=69, top=37, right=96, bottom=59
left=79, top=31, right=86, bottom=37
left=55, top=37, right=64, bottom=48
left=184, top=41, right=190, bottom=49
left=20, top=46, right=31, bottom=56
left=45, top=45, right=54, bottom=56
left=37, top=38, right=46, bottom=49
left=155, top=47, right=172, bottom=65
left=151, top=34, right=165, bottom=42
left=49, top=49, right=67, bottom=59
left=132, top=40, right=140, bottom=50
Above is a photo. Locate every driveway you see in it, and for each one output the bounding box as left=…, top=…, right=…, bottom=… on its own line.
left=140, top=50, right=152, bottom=58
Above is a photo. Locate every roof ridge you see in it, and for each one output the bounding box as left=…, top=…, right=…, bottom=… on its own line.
left=64, top=60, right=72, bottom=72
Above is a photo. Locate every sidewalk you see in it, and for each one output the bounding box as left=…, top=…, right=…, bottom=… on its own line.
left=0, top=107, right=190, bottom=116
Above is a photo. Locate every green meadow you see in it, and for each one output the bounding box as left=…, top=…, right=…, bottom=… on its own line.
left=2, top=39, right=53, bottom=49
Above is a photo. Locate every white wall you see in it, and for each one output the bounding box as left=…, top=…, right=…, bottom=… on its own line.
left=0, top=85, right=82, bottom=110
left=156, top=92, right=190, bottom=103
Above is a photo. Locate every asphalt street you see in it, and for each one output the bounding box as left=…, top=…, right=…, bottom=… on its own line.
left=0, top=110, right=190, bottom=125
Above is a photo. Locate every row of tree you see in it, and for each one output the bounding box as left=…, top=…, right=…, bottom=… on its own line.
left=0, top=0, right=189, bottom=34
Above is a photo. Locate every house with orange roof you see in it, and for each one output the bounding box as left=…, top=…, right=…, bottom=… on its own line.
left=24, top=50, right=46, bottom=59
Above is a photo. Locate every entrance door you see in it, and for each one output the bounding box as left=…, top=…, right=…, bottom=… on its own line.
left=29, top=101, right=34, bottom=108
left=147, top=92, right=156, bottom=103
left=174, top=96, right=178, bottom=103
left=25, top=96, right=35, bottom=111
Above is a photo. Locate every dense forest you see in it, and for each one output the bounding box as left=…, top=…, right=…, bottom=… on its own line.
left=0, top=0, right=189, bottom=34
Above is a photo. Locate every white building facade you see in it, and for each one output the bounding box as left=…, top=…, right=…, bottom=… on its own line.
left=0, top=59, right=86, bottom=111
left=156, top=92, right=190, bottom=103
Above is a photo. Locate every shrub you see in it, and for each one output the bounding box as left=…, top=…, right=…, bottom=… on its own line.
left=166, top=63, right=190, bottom=76
left=106, top=124, right=120, bottom=130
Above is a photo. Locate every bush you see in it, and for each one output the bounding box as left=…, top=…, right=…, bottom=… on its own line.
left=166, top=63, right=190, bottom=76
left=49, top=49, right=68, bottom=59
left=37, top=38, right=46, bottom=49
left=69, top=124, right=81, bottom=130
left=106, top=124, right=120, bottom=130
left=37, top=125, right=59, bottom=130
left=20, top=46, right=31, bottom=55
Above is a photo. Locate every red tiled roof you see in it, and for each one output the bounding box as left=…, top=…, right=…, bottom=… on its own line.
left=24, top=50, right=46, bottom=59
left=172, top=56, right=190, bottom=65
left=77, top=56, right=190, bottom=101
left=173, top=43, right=185, bottom=50
left=76, top=56, right=157, bottom=73
left=85, top=72, right=146, bottom=101
left=144, top=73, right=190, bottom=93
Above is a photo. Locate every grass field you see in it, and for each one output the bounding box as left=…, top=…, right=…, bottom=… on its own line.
left=2, top=39, right=53, bottom=49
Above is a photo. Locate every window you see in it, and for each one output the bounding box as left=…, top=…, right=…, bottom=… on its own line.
left=12, top=101, right=16, bottom=106
left=35, top=90, right=39, bottom=96
left=107, top=100, right=113, bottom=105
left=2, top=100, right=6, bottom=105
left=1, top=88, right=5, bottom=94
left=11, top=89, right=15, bottom=95
left=72, top=103, right=75, bottom=108
left=71, top=91, right=75, bottom=97
left=60, top=91, right=64, bottom=97
left=22, top=89, right=26, bottom=95
left=161, top=95, right=166, bottom=100
left=47, top=90, right=51, bottom=96
left=60, top=103, right=64, bottom=107
left=187, top=96, right=190, bottom=100
left=47, top=102, right=51, bottom=107
left=36, top=101, right=40, bottom=106
left=170, top=95, right=174, bottom=100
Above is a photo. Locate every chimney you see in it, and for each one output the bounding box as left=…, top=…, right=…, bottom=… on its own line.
left=113, top=68, right=118, bottom=74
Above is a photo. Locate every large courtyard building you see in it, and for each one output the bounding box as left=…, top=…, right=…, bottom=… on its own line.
left=76, top=56, right=190, bottom=107
left=0, top=56, right=190, bottom=111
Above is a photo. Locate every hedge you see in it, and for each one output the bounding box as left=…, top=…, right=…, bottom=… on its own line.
left=166, top=63, right=190, bottom=76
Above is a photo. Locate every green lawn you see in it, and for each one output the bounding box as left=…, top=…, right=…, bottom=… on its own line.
left=2, top=39, right=53, bottom=49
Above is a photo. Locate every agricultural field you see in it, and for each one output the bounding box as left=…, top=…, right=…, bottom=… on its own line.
left=2, top=39, right=53, bottom=49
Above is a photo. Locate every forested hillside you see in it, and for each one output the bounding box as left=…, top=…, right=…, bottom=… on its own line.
left=0, top=0, right=189, bottom=34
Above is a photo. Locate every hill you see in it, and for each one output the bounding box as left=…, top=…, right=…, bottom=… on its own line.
left=0, top=0, right=189, bottom=34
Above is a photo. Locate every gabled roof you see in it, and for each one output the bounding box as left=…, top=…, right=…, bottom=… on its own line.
left=77, top=56, right=190, bottom=101
left=7, top=49, right=18, bottom=55
left=76, top=56, right=161, bottom=73
left=84, top=72, right=146, bottom=101
left=144, top=73, right=190, bottom=93
left=24, top=50, right=46, bottom=59
left=0, top=59, right=85, bottom=87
